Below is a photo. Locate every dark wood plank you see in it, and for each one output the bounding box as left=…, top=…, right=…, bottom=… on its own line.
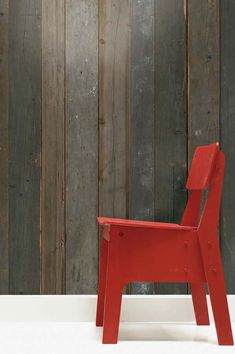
left=66, top=0, right=98, bottom=294
left=0, top=0, right=9, bottom=294
left=99, top=0, right=131, bottom=219
left=187, top=0, right=219, bottom=297
left=99, top=0, right=131, bottom=294
left=41, top=0, right=65, bottom=294
left=220, top=0, right=235, bottom=294
left=154, top=0, right=187, bottom=294
left=8, top=0, right=41, bottom=294
left=129, top=0, right=155, bottom=294
left=187, top=0, right=220, bottom=158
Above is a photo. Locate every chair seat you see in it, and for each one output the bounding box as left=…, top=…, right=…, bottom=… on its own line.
left=97, top=217, right=197, bottom=231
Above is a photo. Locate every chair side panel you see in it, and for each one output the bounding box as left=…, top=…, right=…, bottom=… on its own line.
left=109, top=226, right=206, bottom=283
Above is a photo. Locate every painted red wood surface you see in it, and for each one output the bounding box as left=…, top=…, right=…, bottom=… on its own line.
left=96, top=143, right=233, bottom=346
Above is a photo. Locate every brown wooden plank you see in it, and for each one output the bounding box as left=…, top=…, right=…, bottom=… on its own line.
left=187, top=0, right=219, bottom=297
left=41, top=0, right=65, bottom=294
left=8, top=0, right=41, bottom=294
left=99, top=0, right=130, bottom=218
left=154, top=0, right=187, bottom=294
left=0, top=0, right=9, bottom=294
left=129, top=0, right=155, bottom=294
left=220, top=0, right=235, bottom=294
left=187, top=0, right=220, bottom=158
left=66, top=0, right=98, bottom=294
left=99, top=0, right=131, bottom=293
left=99, top=0, right=131, bottom=223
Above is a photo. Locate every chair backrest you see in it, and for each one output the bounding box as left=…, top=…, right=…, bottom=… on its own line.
left=181, top=143, right=225, bottom=229
left=186, top=143, right=219, bottom=190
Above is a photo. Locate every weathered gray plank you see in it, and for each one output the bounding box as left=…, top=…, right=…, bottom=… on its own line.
left=154, top=0, right=187, bottom=294
left=220, top=0, right=235, bottom=294
left=66, top=0, right=98, bottom=294
left=129, top=0, right=155, bottom=295
left=0, top=0, right=9, bottom=294
left=187, top=0, right=220, bottom=158
left=41, top=0, right=65, bottom=294
left=8, top=0, right=41, bottom=294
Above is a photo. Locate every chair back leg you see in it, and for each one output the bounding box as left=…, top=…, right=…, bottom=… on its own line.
left=198, top=230, right=234, bottom=345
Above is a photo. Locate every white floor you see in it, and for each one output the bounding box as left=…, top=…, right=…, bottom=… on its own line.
left=0, top=295, right=234, bottom=353
left=0, top=322, right=234, bottom=354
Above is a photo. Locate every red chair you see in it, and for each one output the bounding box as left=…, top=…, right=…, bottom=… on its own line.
left=96, top=142, right=233, bottom=345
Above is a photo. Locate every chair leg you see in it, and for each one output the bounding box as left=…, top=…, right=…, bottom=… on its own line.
left=190, top=283, right=209, bottom=325
left=207, top=269, right=233, bottom=345
left=199, top=232, right=234, bottom=345
left=96, top=237, right=108, bottom=327
left=102, top=266, right=123, bottom=344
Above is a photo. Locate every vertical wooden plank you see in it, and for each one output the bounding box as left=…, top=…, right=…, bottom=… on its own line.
left=66, top=0, right=98, bottom=294
left=99, top=0, right=131, bottom=293
left=8, top=0, right=41, bottom=294
left=187, top=0, right=220, bottom=158
left=130, top=0, right=155, bottom=294
left=0, top=0, right=9, bottom=294
left=155, top=0, right=187, bottom=294
left=41, top=0, right=65, bottom=294
left=187, top=0, right=219, bottom=297
left=99, top=0, right=131, bottom=219
left=221, top=0, right=235, bottom=294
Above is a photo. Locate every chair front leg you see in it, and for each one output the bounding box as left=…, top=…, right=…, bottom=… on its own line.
left=96, top=237, right=109, bottom=327
left=102, top=250, right=124, bottom=344
left=190, top=282, right=209, bottom=325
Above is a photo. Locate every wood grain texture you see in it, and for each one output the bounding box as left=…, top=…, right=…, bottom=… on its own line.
left=99, top=0, right=131, bottom=218
left=8, top=0, right=41, bottom=294
left=154, top=0, right=187, bottom=294
left=187, top=0, right=219, bottom=297
left=220, top=0, right=235, bottom=294
left=0, top=0, right=234, bottom=296
left=187, top=0, right=220, bottom=159
left=66, top=0, right=98, bottom=294
left=99, top=0, right=131, bottom=294
left=129, top=0, right=155, bottom=295
left=0, top=0, right=9, bottom=294
left=41, top=0, right=65, bottom=294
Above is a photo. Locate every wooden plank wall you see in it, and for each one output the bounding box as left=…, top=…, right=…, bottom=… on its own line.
left=66, top=0, right=98, bottom=294
left=0, top=0, right=9, bottom=294
left=99, top=0, right=131, bottom=221
left=187, top=0, right=220, bottom=295
left=99, top=0, right=131, bottom=293
left=41, top=0, right=65, bottom=294
left=154, top=0, right=187, bottom=294
left=221, top=0, right=235, bottom=294
left=187, top=0, right=220, bottom=158
left=8, top=0, right=41, bottom=294
left=0, top=0, right=234, bottom=294
left=130, top=0, right=155, bottom=294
